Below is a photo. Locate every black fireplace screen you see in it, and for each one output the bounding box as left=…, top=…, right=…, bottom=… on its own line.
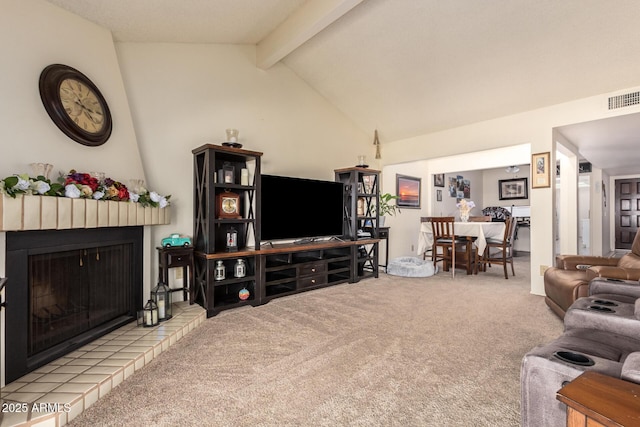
left=29, top=244, right=133, bottom=356
left=6, top=227, right=142, bottom=384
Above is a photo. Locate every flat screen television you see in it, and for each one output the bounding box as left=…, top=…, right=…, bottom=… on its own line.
left=261, top=174, right=344, bottom=242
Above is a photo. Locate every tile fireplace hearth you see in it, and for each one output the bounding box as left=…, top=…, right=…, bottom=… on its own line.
left=0, top=302, right=205, bottom=427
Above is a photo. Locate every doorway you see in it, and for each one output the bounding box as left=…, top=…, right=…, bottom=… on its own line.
left=614, top=178, right=640, bottom=249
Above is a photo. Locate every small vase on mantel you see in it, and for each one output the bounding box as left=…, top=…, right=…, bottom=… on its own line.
left=30, top=163, right=53, bottom=179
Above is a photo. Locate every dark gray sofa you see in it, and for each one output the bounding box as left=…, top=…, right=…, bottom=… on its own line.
left=521, top=277, right=640, bottom=427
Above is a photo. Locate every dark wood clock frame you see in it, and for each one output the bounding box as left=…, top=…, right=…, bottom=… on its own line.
left=39, top=64, right=113, bottom=147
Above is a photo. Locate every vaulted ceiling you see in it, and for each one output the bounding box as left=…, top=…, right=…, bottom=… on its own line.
left=45, top=0, right=640, bottom=175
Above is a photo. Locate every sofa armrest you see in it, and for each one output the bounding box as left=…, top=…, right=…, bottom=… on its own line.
left=554, top=255, right=618, bottom=270
left=586, top=266, right=640, bottom=281
left=588, top=276, right=640, bottom=299
left=622, top=352, right=640, bottom=385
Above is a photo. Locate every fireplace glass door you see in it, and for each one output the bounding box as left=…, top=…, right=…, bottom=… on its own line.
left=6, top=227, right=142, bottom=384
left=29, top=244, right=133, bottom=356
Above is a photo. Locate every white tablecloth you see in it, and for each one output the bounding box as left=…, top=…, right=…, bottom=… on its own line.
left=417, top=221, right=506, bottom=255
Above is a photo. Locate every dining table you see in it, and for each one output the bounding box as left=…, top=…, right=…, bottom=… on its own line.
left=417, top=220, right=506, bottom=257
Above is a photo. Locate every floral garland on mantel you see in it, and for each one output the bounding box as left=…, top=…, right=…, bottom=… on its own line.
left=0, top=170, right=170, bottom=208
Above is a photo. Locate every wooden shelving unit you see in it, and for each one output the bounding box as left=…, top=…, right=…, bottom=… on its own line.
left=335, top=167, right=381, bottom=280
left=192, top=144, right=262, bottom=316
left=193, top=145, right=379, bottom=317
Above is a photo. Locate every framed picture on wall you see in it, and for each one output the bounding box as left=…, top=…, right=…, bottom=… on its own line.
left=434, top=174, right=445, bottom=187
left=532, top=151, right=551, bottom=188
left=436, top=189, right=442, bottom=202
left=396, top=174, right=421, bottom=208
left=499, top=177, right=528, bottom=200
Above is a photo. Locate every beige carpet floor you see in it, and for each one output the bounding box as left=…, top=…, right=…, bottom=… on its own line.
left=69, top=256, right=563, bottom=426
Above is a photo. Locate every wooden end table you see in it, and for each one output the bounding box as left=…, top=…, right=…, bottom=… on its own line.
left=556, top=371, right=640, bottom=427
left=157, top=246, right=194, bottom=304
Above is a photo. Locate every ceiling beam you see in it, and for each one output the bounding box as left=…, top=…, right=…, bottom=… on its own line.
left=256, top=0, right=364, bottom=69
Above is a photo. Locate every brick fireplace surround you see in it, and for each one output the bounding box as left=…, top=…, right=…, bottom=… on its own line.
left=0, top=197, right=207, bottom=426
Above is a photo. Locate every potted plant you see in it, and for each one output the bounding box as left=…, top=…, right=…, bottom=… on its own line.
left=377, top=193, right=400, bottom=226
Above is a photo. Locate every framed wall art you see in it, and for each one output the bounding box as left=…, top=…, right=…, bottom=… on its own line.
left=498, top=178, right=528, bottom=200
left=434, top=173, right=445, bottom=187
left=532, top=152, right=551, bottom=188
left=396, top=174, right=421, bottom=208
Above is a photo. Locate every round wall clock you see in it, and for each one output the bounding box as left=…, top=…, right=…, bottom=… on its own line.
left=39, top=64, right=112, bottom=147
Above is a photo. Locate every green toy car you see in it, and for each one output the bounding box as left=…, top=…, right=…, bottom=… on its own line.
left=161, top=233, right=192, bottom=248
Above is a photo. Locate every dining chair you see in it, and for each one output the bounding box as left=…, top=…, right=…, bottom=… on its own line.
left=480, top=216, right=518, bottom=279
left=429, top=217, right=474, bottom=277
left=421, top=217, right=434, bottom=260
left=469, top=216, right=491, bottom=222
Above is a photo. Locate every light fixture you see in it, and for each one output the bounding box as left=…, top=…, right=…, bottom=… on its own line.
left=373, top=129, right=381, bottom=159
left=506, top=165, right=520, bottom=174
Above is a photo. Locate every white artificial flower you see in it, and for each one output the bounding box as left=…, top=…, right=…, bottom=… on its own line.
left=159, top=197, right=168, bottom=208
left=31, top=180, right=50, bottom=195
left=93, top=191, right=105, bottom=200
left=65, top=184, right=81, bottom=199
left=15, top=177, right=30, bottom=191
left=150, top=191, right=161, bottom=203
left=129, top=192, right=140, bottom=202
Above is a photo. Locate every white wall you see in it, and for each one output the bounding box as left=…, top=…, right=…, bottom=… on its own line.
left=115, top=42, right=372, bottom=264
left=0, top=0, right=144, bottom=179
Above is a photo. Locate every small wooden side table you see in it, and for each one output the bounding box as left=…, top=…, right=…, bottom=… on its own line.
left=556, top=371, right=640, bottom=427
left=378, top=227, right=390, bottom=272
left=157, top=246, right=194, bottom=304
left=364, top=226, right=389, bottom=272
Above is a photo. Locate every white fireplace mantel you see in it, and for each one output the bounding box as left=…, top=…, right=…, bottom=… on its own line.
left=0, top=194, right=170, bottom=231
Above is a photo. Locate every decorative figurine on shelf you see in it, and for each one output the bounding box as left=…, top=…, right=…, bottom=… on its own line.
left=151, top=281, right=172, bottom=321
left=215, top=260, right=226, bottom=281
left=161, top=233, right=192, bottom=248
left=226, top=227, right=238, bottom=252
left=238, top=287, right=250, bottom=301
left=142, top=299, right=159, bottom=327
left=234, top=259, right=246, bottom=278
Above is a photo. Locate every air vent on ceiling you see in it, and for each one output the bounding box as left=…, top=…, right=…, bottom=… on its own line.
left=608, top=91, right=640, bottom=110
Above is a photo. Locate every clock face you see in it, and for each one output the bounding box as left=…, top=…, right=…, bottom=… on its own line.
left=39, top=64, right=112, bottom=146
left=222, top=197, right=238, bottom=214
left=59, top=78, right=106, bottom=134
left=216, top=191, right=241, bottom=219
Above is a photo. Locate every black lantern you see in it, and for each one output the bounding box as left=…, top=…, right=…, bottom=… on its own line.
left=151, top=281, right=172, bottom=321
left=222, top=162, right=235, bottom=184
left=141, top=299, right=159, bottom=327
left=226, top=227, right=238, bottom=252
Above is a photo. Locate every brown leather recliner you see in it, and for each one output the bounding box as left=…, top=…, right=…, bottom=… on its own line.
left=544, top=229, right=640, bottom=318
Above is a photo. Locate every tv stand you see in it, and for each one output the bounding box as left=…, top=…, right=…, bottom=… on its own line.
left=193, top=145, right=380, bottom=317
left=259, top=239, right=379, bottom=304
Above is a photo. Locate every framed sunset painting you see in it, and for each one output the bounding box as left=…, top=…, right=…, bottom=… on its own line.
left=396, top=174, right=421, bottom=208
